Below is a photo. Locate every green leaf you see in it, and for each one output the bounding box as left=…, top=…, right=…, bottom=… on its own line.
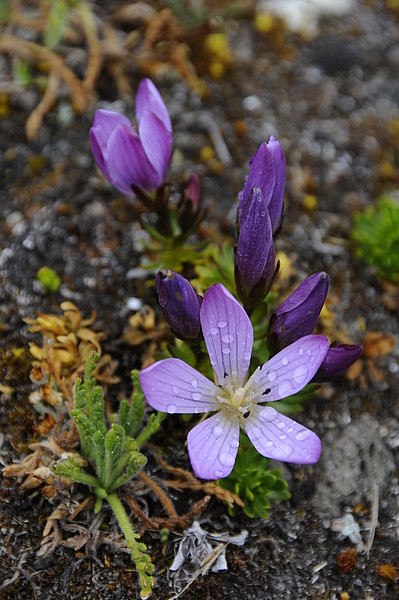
left=44, top=0, right=69, bottom=50
left=36, top=267, right=61, bottom=293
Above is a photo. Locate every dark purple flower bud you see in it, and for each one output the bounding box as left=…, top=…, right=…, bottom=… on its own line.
left=90, top=79, right=173, bottom=196
left=238, top=136, right=286, bottom=234
left=313, top=343, right=363, bottom=382
left=267, top=272, right=329, bottom=354
left=234, top=187, right=278, bottom=310
left=156, top=270, right=202, bottom=341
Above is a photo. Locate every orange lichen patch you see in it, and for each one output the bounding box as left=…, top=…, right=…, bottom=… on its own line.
left=376, top=564, right=398, bottom=582
left=336, top=549, right=358, bottom=572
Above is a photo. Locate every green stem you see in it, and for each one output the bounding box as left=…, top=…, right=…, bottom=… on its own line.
left=106, top=492, right=155, bottom=599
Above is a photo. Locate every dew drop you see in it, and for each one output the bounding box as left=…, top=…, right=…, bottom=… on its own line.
left=219, top=452, right=235, bottom=467
left=172, top=386, right=179, bottom=394
left=287, top=427, right=293, bottom=433
left=167, top=404, right=177, bottom=414
left=217, top=320, right=227, bottom=328
left=251, top=426, right=262, bottom=439
left=209, top=326, right=218, bottom=335
left=191, top=379, right=198, bottom=388
left=244, top=352, right=251, bottom=361
left=277, top=422, right=285, bottom=429
left=260, top=410, right=277, bottom=422
left=222, top=333, right=234, bottom=343
left=267, top=369, right=277, bottom=382
left=278, top=381, right=292, bottom=396
left=279, top=434, right=287, bottom=440
left=297, top=347, right=304, bottom=355
left=230, top=438, right=240, bottom=448
left=192, top=392, right=202, bottom=401
left=281, top=356, right=289, bottom=366
left=213, top=425, right=223, bottom=437
left=295, top=429, right=311, bottom=441
left=215, top=469, right=223, bottom=478
left=222, top=347, right=231, bottom=355
left=266, top=441, right=274, bottom=447
left=293, top=365, right=308, bottom=384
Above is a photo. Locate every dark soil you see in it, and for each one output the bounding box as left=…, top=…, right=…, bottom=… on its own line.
left=1, top=1, right=399, bottom=599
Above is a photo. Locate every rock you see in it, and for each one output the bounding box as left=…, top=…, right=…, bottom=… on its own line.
left=311, top=415, right=395, bottom=516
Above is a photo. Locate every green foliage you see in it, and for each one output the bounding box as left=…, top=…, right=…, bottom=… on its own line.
left=219, top=435, right=290, bottom=519
left=194, top=241, right=236, bottom=295
left=54, top=353, right=156, bottom=598
left=267, top=384, right=318, bottom=416
left=44, top=0, right=69, bottom=49
left=13, top=60, right=32, bottom=87
left=0, top=0, right=10, bottom=23
left=352, top=195, right=399, bottom=281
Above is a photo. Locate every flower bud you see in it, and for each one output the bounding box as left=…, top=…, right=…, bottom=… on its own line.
left=90, top=79, right=173, bottom=196
left=234, top=187, right=277, bottom=310
left=177, top=174, right=202, bottom=231
left=238, top=136, right=286, bottom=234
left=313, top=343, right=363, bottom=382
left=156, top=270, right=202, bottom=341
left=267, top=272, right=329, bottom=354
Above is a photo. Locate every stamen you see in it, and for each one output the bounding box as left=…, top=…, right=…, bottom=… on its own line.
left=243, top=411, right=250, bottom=419
left=262, top=388, right=271, bottom=395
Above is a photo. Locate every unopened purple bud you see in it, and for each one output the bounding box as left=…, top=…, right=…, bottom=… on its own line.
left=235, top=187, right=277, bottom=310
left=90, top=79, right=173, bottom=196
left=183, top=174, right=201, bottom=209
left=267, top=272, right=329, bottom=354
left=313, top=343, right=363, bottom=382
left=238, top=136, right=286, bottom=234
left=156, top=270, right=202, bottom=341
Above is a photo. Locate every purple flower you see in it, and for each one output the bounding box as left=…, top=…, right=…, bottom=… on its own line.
left=238, top=136, right=286, bottom=234
left=90, top=79, right=173, bottom=196
left=156, top=270, right=202, bottom=341
left=140, top=284, right=329, bottom=480
left=234, top=187, right=277, bottom=309
left=314, top=343, right=363, bottom=382
left=267, top=272, right=329, bottom=355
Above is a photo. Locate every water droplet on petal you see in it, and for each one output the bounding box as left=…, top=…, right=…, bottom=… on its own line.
left=279, top=434, right=287, bottom=440
left=295, top=429, right=312, bottom=441
left=167, top=404, right=177, bottom=414
left=298, top=347, right=304, bottom=355
left=217, top=320, right=227, bottom=328
left=260, top=410, right=277, bottom=422
left=281, top=356, right=289, bottom=366
left=266, top=441, right=274, bottom=447
left=287, top=427, right=293, bottom=433
left=222, top=333, right=234, bottom=343
left=267, top=370, right=277, bottom=381
left=278, top=381, right=292, bottom=396
left=219, top=452, right=235, bottom=467
left=172, top=386, right=179, bottom=394
left=244, top=352, right=251, bottom=361
left=222, top=347, right=231, bottom=355
left=230, top=438, right=240, bottom=448
left=293, top=365, right=308, bottom=384
left=191, top=379, right=198, bottom=388
left=277, top=422, right=285, bottom=429
left=215, top=469, right=223, bottom=477
left=192, top=392, right=202, bottom=401
left=210, top=326, right=218, bottom=335
left=250, top=426, right=262, bottom=439
left=213, top=425, right=223, bottom=437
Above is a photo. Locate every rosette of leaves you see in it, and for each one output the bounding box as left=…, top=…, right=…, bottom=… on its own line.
left=352, top=196, right=399, bottom=282
left=55, top=354, right=164, bottom=598
left=219, top=435, right=290, bottom=519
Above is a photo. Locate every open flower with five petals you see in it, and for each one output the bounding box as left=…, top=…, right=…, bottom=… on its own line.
left=140, top=284, right=329, bottom=480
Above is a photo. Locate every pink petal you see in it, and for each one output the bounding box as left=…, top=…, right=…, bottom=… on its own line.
left=139, top=110, right=173, bottom=182
left=243, top=405, right=321, bottom=464
left=139, top=358, right=220, bottom=414
left=90, top=110, right=131, bottom=180
left=187, top=412, right=240, bottom=479
left=200, top=284, right=253, bottom=387
left=245, top=335, right=329, bottom=401
left=106, top=124, right=160, bottom=193
left=136, top=79, right=172, bottom=133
